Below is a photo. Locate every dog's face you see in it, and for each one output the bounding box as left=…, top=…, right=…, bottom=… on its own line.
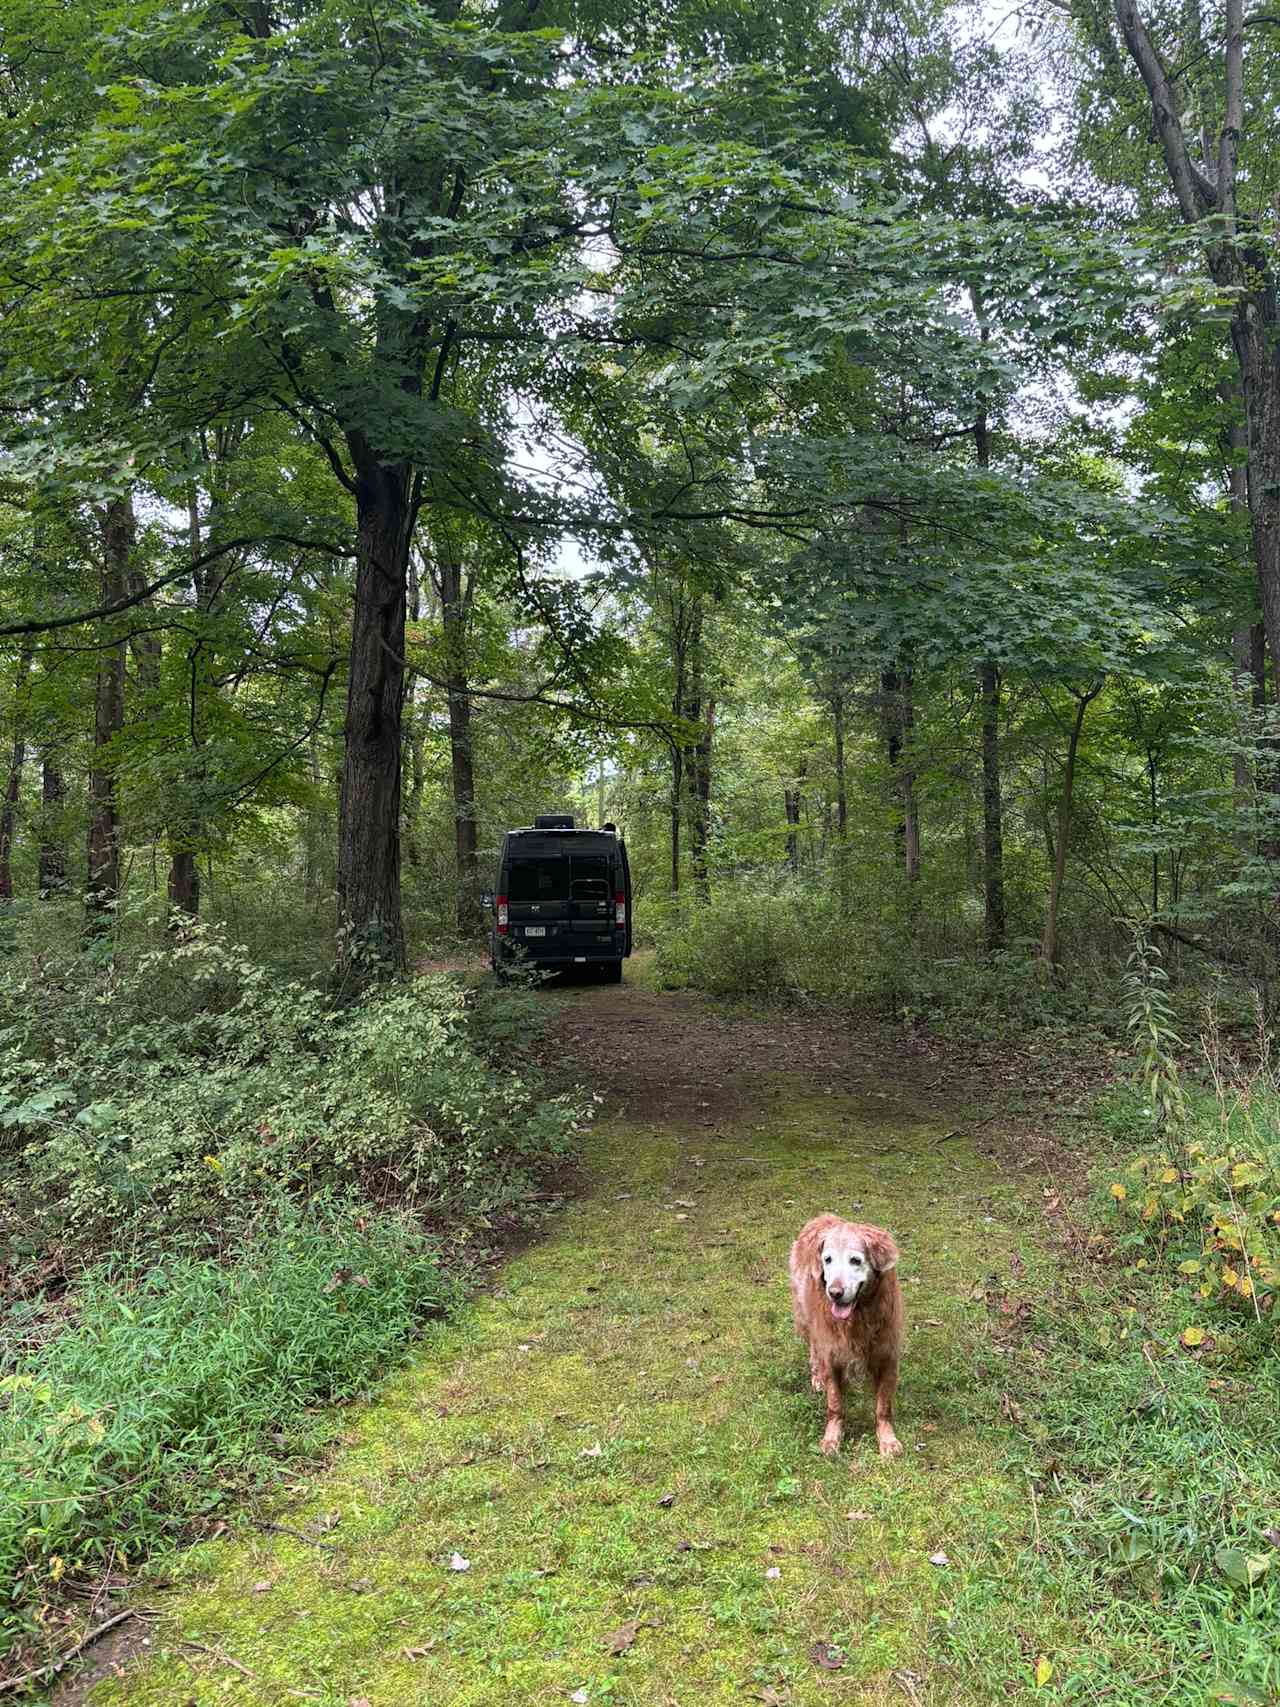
left=819, top=1226, right=881, bottom=1320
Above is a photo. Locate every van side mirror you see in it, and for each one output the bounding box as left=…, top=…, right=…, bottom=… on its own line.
left=481, top=892, right=494, bottom=910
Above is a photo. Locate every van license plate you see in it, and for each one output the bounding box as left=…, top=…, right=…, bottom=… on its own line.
left=524, top=925, right=546, bottom=937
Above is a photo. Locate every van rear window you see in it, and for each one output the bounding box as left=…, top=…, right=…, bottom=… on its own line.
left=508, top=860, right=569, bottom=903
left=507, top=854, right=612, bottom=905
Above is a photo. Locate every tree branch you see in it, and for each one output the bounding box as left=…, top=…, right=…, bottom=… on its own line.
left=1113, top=0, right=1218, bottom=219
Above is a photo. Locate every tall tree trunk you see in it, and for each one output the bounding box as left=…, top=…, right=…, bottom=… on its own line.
left=1041, top=681, right=1103, bottom=968
left=784, top=783, right=801, bottom=873
left=1114, top=0, right=1280, bottom=695
left=686, top=611, right=712, bottom=895
left=304, top=728, right=328, bottom=900
left=973, top=354, right=1005, bottom=948
left=86, top=495, right=132, bottom=930
left=980, top=660, right=1005, bottom=952
left=168, top=849, right=200, bottom=918
left=39, top=752, right=66, bottom=896
left=0, top=648, right=32, bottom=901
left=669, top=742, right=682, bottom=895
left=438, top=543, right=479, bottom=935
left=336, top=464, right=412, bottom=975
left=832, top=690, right=848, bottom=838
left=881, top=667, right=920, bottom=880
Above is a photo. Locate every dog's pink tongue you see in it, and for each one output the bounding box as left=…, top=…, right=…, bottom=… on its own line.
left=830, top=1301, right=853, bottom=1321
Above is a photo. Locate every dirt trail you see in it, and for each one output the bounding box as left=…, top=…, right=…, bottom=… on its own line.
left=78, top=976, right=1067, bottom=1707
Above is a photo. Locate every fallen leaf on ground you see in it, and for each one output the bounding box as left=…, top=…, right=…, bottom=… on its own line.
left=657, top=1492, right=675, bottom=1508
left=606, top=1620, right=640, bottom=1654
left=251, top=1581, right=272, bottom=1594
left=750, top=1690, right=788, bottom=1705
left=448, top=1553, right=471, bottom=1572
left=349, top=1698, right=372, bottom=1706
left=765, top=1566, right=781, bottom=1580
left=403, top=1643, right=435, bottom=1659
left=809, top=1640, right=846, bottom=1671
left=579, top=1442, right=603, bottom=1459
left=928, top=1551, right=949, bottom=1566
left=1034, top=1655, right=1053, bottom=1688
left=846, top=1510, right=872, bottom=1521
left=569, top=1690, right=589, bottom=1704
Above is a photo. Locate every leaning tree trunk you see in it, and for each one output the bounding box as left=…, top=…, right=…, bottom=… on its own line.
left=0, top=647, right=32, bottom=901
left=336, top=462, right=412, bottom=977
left=86, top=495, right=132, bottom=931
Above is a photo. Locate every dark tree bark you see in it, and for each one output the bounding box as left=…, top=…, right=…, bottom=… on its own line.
left=86, top=495, right=133, bottom=930
left=337, top=462, right=413, bottom=975
left=1041, top=679, right=1103, bottom=968
left=979, top=660, right=1006, bottom=952
left=0, top=647, right=33, bottom=901
left=39, top=751, right=66, bottom=896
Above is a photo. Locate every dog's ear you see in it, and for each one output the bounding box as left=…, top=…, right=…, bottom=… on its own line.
left=792, top=1216, right=833, bottom=1290
left=864, top=1226, right=900, bottom=1275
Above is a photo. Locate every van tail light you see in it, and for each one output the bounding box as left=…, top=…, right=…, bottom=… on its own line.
left=614, top=891, right=626, bottom=927
left=496, top=895, right=509, bottom=934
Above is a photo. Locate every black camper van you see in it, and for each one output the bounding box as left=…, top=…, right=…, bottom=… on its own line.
left=490, top=816, right=633, bottom=981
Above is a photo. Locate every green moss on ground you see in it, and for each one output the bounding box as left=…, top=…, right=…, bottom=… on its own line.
left=89, top=1093, right=1063, bottom=1706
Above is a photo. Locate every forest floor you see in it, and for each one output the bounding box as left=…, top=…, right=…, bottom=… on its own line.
left=66, top=964, right=1109, bottom=1707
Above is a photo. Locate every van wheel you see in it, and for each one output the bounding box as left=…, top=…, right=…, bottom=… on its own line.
left=600, top=961, right=623, bottom=984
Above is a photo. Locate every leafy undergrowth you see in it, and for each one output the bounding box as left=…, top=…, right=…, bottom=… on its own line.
left=84, top=1093, right=1068, bottom=1706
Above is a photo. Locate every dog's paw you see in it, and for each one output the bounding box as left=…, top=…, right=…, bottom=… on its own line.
left=877, top=1433, right=903, bottom=1459
left=811, top=1375, right=824, bottom=1393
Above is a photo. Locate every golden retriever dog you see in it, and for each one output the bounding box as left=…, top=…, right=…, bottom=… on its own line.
left=789, top=1214, right=903, bottom=1458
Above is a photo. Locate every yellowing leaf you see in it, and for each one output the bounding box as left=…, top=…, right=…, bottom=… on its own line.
left=1110, top=1183, right=1127, bottom=1201
left=1239, top=1276, right=1254, bottom=1299
left=1222, top=1268, right=1239, bottom=1290
left=1181, top=1326, right=1206, bottom=1348
left=1035, top=1655, right=1053, bottom=1688
left=1160, top=1167, right=1179, bottom=1183
left=1178, top=1260, right=1202, bottom=1275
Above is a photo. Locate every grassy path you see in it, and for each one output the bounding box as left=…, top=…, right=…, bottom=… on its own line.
left=84, top=983, right=1070, bottom=1706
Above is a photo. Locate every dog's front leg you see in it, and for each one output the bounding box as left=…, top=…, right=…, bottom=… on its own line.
left=869, top=1354, right=901, bottom=1458
left=820, top=1364, right=845, bottom=1455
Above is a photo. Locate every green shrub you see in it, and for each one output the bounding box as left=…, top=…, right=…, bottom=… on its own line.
left=0, top=919, right=582, bottom=1260
left=0, top=1204, right=450, bottom=1651
left=651, top=876, right=1099, bottom=1034
left=1102, top=1087, right=1280, bottom=1322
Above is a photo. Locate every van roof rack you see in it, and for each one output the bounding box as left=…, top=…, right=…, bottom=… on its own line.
left=533, top=813, right=575, bottom=829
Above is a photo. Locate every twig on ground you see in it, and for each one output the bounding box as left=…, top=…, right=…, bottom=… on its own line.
left=250, top=1520, right=336, bottom=1551
left=0, top=1608, right=152, bottom=1696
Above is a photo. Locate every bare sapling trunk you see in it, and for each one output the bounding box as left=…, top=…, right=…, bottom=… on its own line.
left=0, top=647, right=32, bottom=901
left=1041, top=680, right=1103, bottom=969
left=86, top=495, right=132, bottom=931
